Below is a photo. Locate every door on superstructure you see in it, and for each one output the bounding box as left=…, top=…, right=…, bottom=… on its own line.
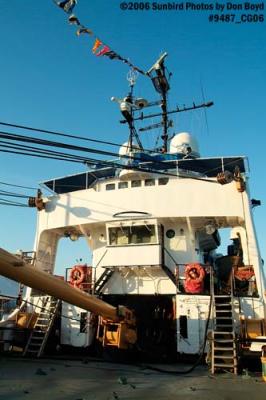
left=176, top=295, right=210, bottom=354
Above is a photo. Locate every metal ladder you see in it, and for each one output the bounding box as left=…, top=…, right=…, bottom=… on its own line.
left=211, top=275, right=238, bottom=374
left=94, top=268, right=114, bottom=295
left=23, top=296, right=60, bottom=358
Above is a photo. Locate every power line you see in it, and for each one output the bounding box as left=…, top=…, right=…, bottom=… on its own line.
left=0, top=129, right=127, bottom=160
left=0, top=120, right=154, bottom=154
left=0, top=139, right=91, bottom=164
left=0, top=120, right=125, bottom=148
left=0, top=144, right=220, bottom=184
left=0, top=180, right=37, bottom=191
left=0, top=129, right=220, bottom=183
left=0, top=197, right=28, bottom=207
left=0, top=140, right=115, bottom=167
left=0, top=129, right=239, bottom=185
left=0, top=190, right=30, bottom=199
left=0, top=202, right=28, bottom=207
left=0, top=147, right=81, bottom=163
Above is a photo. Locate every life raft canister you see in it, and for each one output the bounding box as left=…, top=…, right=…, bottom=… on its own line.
left=184, top=263, right=205, bottom=294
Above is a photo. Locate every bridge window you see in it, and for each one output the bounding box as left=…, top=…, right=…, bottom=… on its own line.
left=118, top=182, right=128, bottom=189
left=145, top=179, right=155, bottom=186
left=108, top=225, right=157, bottom=246
left=131, top=180, right=141, bottom=188
left=158, top=177, right=169, bottom=185
left=106, top=183, right=115, bottom=191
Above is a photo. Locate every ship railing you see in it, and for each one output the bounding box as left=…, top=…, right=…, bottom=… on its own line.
left=163, top=247, right=213, bottom=294
left=214, top=255, right=256, bottom=297
left=174, top=263, right=213, bottom=295
left=232, top=264, right=257, bottom=297
left=172, top=259, right=257, bottom=297
left=100, top=264, right=164, bottom=270
left=16, top=251, right=36, bottom=264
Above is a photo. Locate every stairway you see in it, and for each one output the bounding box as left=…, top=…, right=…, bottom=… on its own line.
left=211, top=295, right=238, bottom=374
left=94, top=268, right=114, bottom=295
left=23, top=296, right=60, bottom=358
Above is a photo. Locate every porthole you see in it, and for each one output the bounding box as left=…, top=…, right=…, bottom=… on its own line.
left=166, top=229, right=175, bottom=239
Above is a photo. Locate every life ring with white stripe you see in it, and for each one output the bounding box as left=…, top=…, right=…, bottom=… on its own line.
left=184, top=263, right=205, bottom=294
left=70, top=265, right=85, bottom=286
left=185, top=263, right=205, bottom=282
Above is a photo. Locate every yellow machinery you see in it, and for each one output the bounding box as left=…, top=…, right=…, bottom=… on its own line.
left=0, top=248, right=137, bottom=350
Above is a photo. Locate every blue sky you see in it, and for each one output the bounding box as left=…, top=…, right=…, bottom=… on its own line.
left=0, top=1, right=265, bottom=275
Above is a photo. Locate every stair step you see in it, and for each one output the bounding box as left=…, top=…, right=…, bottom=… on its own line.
left=214, top=339, right=234, bottom=344
left=215, top=299, right=231, bottom=303
left=215, top=317, right=233, bottom=326
left=216, top=324, right=233, bottom=333
left=23, top=297, right=60, bottom=358
left=215, top=317, right=233, bottom=320
left=214, top=337, right=234, bottom=340
left=214, top=355, right=235, bottom=359
left=214, top=346, right=234, bottom=351
left=213, top=363, right=237, bottom=368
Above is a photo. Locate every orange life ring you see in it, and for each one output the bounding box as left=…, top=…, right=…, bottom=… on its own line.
left=184, top=263, right=206, bottom=293
left=185, top=263, right=205, bottom=283
left=70, top=266, right=85, bottom=286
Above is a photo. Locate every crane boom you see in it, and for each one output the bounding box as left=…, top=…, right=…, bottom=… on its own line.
left=0, top=248, right=119, bottom=321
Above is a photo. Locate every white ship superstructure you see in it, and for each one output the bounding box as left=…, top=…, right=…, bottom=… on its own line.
left=32, top=144, right=265, bottom=356
left=0, top=54, right=265, bottom=366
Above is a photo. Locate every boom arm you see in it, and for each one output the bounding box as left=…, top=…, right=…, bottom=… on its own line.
left=0, top=248, right=120, bottom=321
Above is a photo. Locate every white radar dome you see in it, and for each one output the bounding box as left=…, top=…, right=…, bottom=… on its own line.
left=169, top=132, right=200, bottom=157
left=119, top=141, right=140, bottom=157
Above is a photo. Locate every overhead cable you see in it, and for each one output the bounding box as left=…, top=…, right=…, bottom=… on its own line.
left=0, top=120, right=154, bottom=154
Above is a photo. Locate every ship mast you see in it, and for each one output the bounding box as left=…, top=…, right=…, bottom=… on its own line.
left=147, top=52, right=170, bottom=152
left=116, top=53, right=214, bottom=154
left=126, top=69, right=143, bottom=152
left=111, top=69, right=143, bottom=152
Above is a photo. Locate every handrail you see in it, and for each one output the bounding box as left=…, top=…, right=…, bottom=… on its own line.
left=163, top=247, right=179, bottom=266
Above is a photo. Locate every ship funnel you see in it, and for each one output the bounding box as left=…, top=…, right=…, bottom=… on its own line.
left=169, top=132, right=200, bottom=158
